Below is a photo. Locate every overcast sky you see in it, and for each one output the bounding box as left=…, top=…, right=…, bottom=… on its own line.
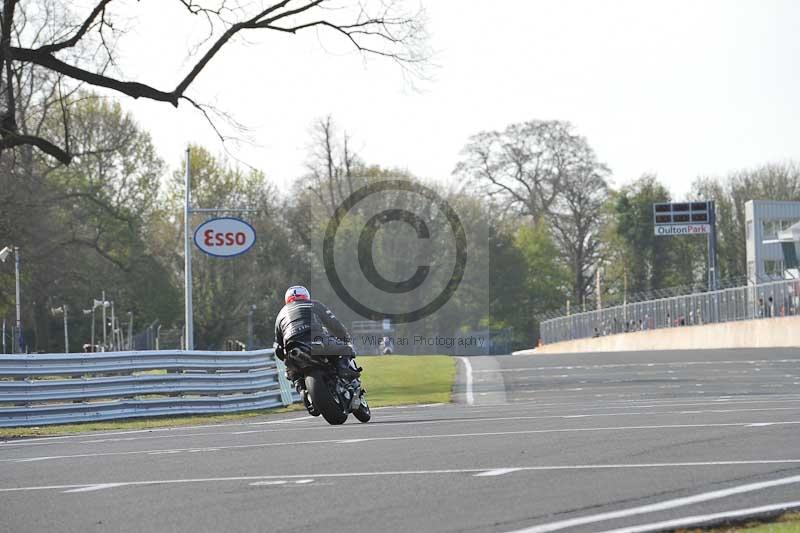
left=113, top=0, right=800, bottom=197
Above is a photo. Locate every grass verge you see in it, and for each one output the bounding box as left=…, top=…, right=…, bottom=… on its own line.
left=0, top=354, right=455, bottom=439
left=678, top=512, right=800, bottom=532
left=359, top=355, right=456, bottom=407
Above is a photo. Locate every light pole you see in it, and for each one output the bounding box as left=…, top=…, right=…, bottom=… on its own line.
left=101, top=291, right=107, bottom=351
left=0, top=246, right=22, bottom=353
left=184, top=147, right=194, bottom=350
left=51, top=305, right=69, bottom=353
left=247, top=304, right=256, bottom=350
left=83, top=307, right=95, bottom=352
left=92, top=294, right=111, bottom=351
left=110, top=301, right=115, bottom=351
left=127, top=311, right=133, bottom=350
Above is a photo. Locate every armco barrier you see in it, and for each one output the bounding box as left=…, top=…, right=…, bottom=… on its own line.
left=0, top=349, right=298, bottom=427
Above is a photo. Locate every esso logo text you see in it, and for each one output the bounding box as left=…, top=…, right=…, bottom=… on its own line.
left=193, top=217, right=256, bottom=258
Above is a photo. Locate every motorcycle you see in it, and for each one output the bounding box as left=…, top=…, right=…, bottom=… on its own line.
left=285, top=340, right=371, bottom=425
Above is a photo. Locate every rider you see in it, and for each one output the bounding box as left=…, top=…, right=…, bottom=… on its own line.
left=273, top=285, right=360, bottom=393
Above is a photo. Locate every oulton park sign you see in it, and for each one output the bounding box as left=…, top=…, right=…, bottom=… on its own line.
left=654, top=224, right=711, bottom=236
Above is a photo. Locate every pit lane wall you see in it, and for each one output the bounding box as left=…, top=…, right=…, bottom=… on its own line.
left=514, top=316, right=800, bottom=355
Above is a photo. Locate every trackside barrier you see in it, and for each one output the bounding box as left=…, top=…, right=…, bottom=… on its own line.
left=541, top=278, right=800, bottom=344
left=0, top=349, right=299, bottom=428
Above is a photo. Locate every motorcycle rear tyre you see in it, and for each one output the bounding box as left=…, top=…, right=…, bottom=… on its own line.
left=306, top=370, right=347, bottom=425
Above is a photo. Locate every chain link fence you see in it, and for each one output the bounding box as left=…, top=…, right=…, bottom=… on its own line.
left=541, top=278, right=800, bottom=344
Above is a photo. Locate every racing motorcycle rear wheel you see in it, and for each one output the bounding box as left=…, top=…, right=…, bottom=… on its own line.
left=306, top=370, right=348, bottom=425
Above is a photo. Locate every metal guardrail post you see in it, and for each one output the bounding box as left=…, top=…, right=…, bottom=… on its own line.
left=274, top=358, right=294, bottom=407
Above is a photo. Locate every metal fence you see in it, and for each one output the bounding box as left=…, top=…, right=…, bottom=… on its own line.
left=0, top=349, right=298, bottom=427
left=541, top=278, right=800, bottom=344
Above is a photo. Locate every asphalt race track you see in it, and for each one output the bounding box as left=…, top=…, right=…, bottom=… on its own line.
left=2, top=348, right=800, bottom=533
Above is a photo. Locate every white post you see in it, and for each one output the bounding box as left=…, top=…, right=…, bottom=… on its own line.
left=127, top=312, right=133, bottom=350
left=184, top=147, right=194, bottom=350
left=110, top=301, right=115, bottom=351
left=14, top=246, right=21, bottom=353
left=596, top=268, right=602, bottom=311
left=91, top=307, right=95, bottom=351
left=101, top=290, right=107, bottom=351
left=2, top=317, right=5, bottom=354
left=63, top=305, right=69, bottom=354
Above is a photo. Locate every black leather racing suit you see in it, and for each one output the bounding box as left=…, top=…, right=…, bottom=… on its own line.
left=273, top=299, right=356, bottom=381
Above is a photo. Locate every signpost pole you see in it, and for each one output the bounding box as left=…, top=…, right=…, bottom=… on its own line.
left=707, top=200, right=718, bottom=291
left=708, top=201, right=719, bottom=323
left=184, top=147, right=194, bottom=351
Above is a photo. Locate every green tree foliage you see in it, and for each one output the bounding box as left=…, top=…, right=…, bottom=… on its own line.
left=0, top=96, right=179, bottom=352
left=454, top=120, right=610, bottom=304
left=488, top=221, right=567, bottom=347
left=611, top=175, right=678, bottom=294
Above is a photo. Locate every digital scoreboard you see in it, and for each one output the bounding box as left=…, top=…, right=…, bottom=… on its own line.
left=652, top=201, right=712, bottom=236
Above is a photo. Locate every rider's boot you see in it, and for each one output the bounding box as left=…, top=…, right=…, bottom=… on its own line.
left=337, top=355, right=361, bottom=380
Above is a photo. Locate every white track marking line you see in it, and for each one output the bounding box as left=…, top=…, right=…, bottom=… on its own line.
left=294, top=479, right=314, bottom=484
left=4, top=462, right=800, bottom=494
left=250, top=480, right=287, bottom=486
left=459, top=357, right=475, bottom=405
left=597, top=500, right=800, bottom=533
left=62, top=483, right=125, bottom=493
left=250, top=416, right=315, bottom=425
left=506, top=474, right=800, bottom=533
left=3, top=403, right=791, bottom=450
left=480, top=359, right=800, bottom=373
left=6, top=396, right=800, bottom=449
left=474, top=468, right=522, bottom=477
left=5, top=421, right=800, bottom=464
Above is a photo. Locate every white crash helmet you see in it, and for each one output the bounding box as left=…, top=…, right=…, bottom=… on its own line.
left=285, top=285, right=311, bottom=304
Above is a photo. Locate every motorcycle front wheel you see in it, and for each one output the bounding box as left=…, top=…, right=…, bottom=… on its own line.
left=306, top=370, right=348, bottom=425
left=353, top=393, right=371, bottom=423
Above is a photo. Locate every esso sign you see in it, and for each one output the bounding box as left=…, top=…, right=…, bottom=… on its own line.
left=193, top=217, right=256, bottom=258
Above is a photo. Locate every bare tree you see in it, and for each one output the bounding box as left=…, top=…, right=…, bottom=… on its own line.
left=454, top=119, right=610, bottom=303
left=453, top=121, right=588, bottom=220
left=302, top=115, right=363, bottom=215
left=548, top=156, right=609, bottom=304
left=0, top=0, right=428, bottom=164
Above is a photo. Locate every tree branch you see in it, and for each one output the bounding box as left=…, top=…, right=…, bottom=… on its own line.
left=9, top=46, right=179, bottom=105
left=37, top=0, right=115, bottom=54
left=0, top=132, right=71, bottom=163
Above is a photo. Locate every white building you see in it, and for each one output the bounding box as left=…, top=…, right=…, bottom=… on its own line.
left=745, top=200, right=800, bottom=281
